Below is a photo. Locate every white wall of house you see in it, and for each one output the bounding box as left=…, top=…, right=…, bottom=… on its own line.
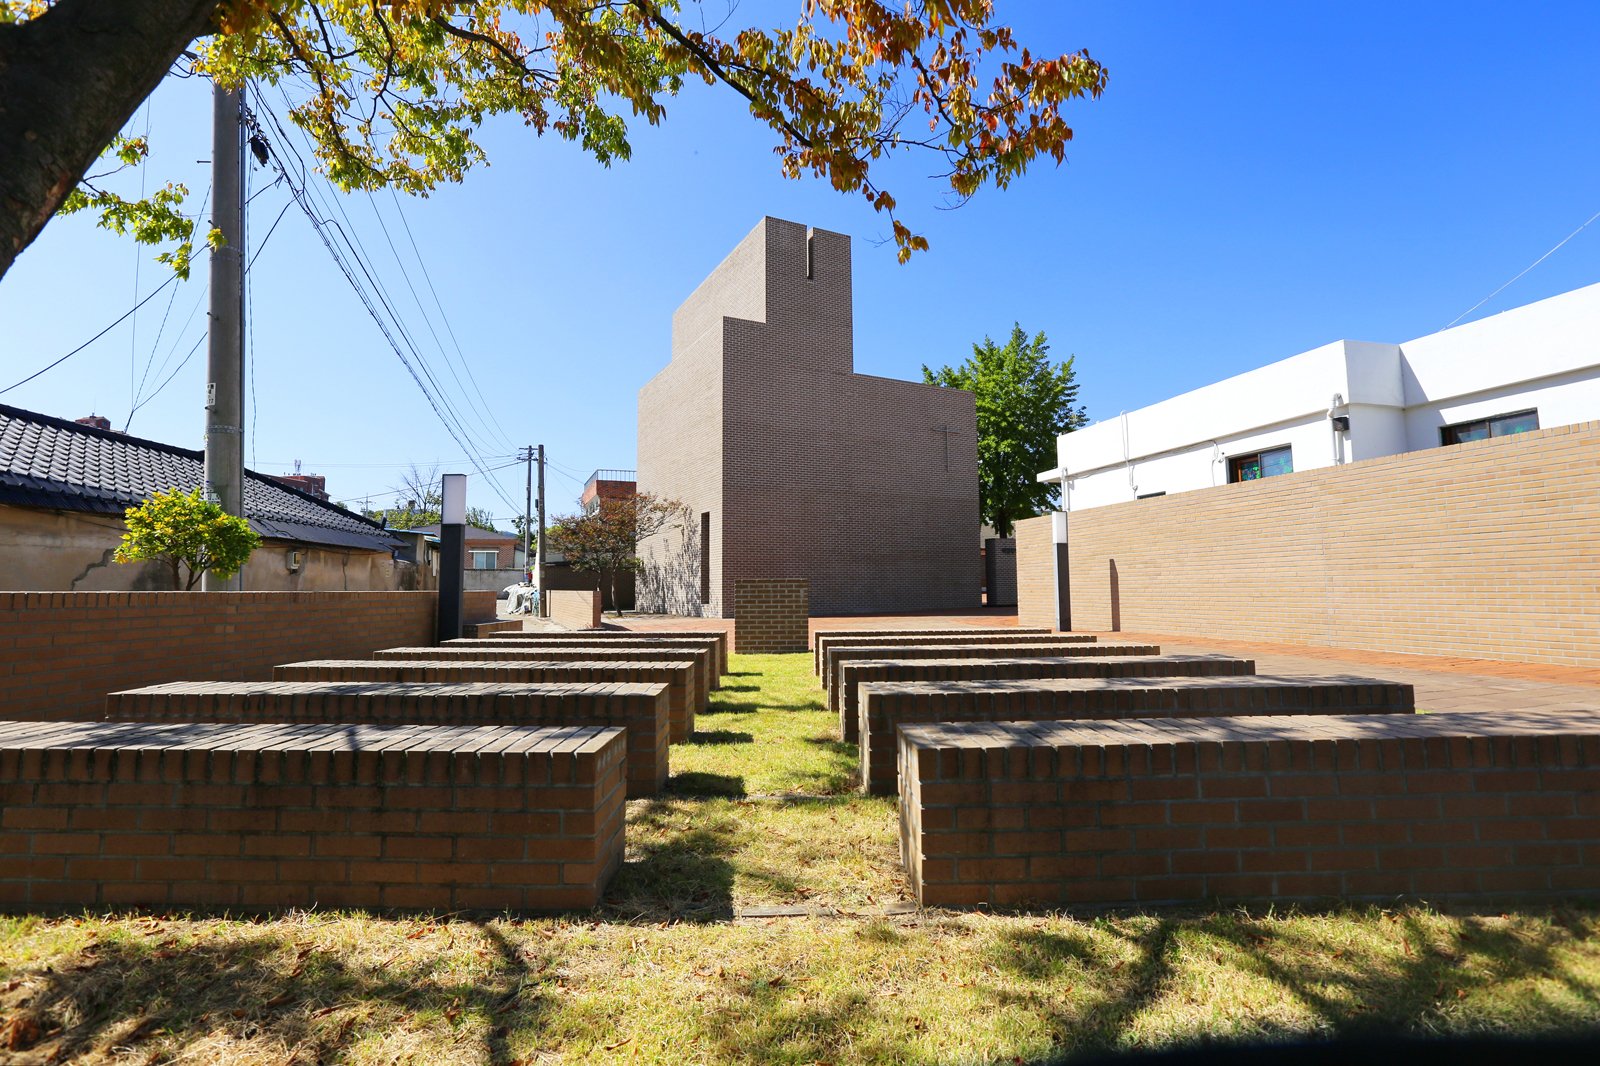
left=1044, top=280, right=1600, bottom=510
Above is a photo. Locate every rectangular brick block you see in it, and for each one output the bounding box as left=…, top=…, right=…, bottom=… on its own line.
left=106, top=681, right=669, bottom=799
left=733, top=579, right=809, bottom=654
left=488, top=628, right=730, bottom=679
left=899, top=709, right=1600, bottom=910
left=812, top=627, right=1051, bottom=674
left=0, top=721, right=626, bottom=914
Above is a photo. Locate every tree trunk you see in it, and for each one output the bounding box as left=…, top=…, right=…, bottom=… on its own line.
left=0, top=0, right=218, bottom=280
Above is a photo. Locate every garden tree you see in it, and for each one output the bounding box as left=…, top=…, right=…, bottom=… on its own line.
left=113, top=486, right=262, bottom=589
left=922, top=323, right=1087, bottom=537
left=547, top=492, right=685, bottom=613
left=0, top=1, right=1107, bottom=281
left=371, top=464, right=498, bottom=531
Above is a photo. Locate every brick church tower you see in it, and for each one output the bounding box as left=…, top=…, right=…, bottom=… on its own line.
left=637, top=217, right=980, bottom=617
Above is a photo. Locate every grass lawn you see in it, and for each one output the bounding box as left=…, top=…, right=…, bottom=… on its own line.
left=4, top=653, right=1600, bottom=1064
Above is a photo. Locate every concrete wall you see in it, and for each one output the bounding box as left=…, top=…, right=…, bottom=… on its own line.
left=0, top=505, right=400, bottom=592
left=1051, top=281, right=1600, bottom=510
left=1018, top=422, right=1600, bottom=667
left=638, top=217, right=981, bottom=616
left=0, top=590, right=437, bottom=721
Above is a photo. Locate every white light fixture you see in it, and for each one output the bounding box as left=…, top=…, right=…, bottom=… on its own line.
left=441, top=473, right=467, bottom=525
left=285, top=549, right=303, bottom=572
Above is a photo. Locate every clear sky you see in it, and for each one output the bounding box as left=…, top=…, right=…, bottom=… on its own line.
left=2, top=1, right=1597, bottom=528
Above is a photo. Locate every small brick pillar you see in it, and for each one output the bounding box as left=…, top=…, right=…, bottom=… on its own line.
left=984, top=537, right=1018, bottom=607
left=733, top=578, right=809, bottom=653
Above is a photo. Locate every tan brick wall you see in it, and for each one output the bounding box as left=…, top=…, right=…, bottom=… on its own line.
left=899, top=710, right=1600, bottom=909
left=733, top=578, right=810, bottom=653
left=1016, top=423, right=1600, bottom=666
left=0, top=721, right=626, bottom=913
left=0, top=591, right=436, bottom=722
left=549, top=589, right=602, bottom=630
left=1015, top=515, right=1056, bottom=630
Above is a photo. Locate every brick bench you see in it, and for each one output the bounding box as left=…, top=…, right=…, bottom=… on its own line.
left=464, top=619, right=523, bottom=637
left=812, top=628, right=1051, bottom=674
left=814, top=629, right=1062, bottom=677
left=276, top=659, right=698, bottom=745
left=860, top=673, right=1410, bottom=795
left=106, top=680, right=670, bottom=798
left=447, top=636, right=723, bottom=690
left=895, top=708, right=1600, bottom=910
left=490, top=629, right=730, bottom=680
left=838, top=653, right=1256, bottom=746
left=826, top=642, right=1158, bottom=722
left=379, top=646, right=709, bottom=726
left=0, top=721, right=625, bottom=913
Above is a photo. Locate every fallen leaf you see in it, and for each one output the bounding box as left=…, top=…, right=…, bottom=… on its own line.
left=604, top=1037, right=632, bottom=1051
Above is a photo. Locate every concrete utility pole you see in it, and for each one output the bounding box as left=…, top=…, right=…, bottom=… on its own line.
left=202, top=84, right=245, bottom=592
left=520, top=445, right=535, bottom=582
left=536, top=444, right=547, bottom=616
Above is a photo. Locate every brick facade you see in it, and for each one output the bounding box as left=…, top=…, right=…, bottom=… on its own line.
left=732, top=578, right=810, bottom=654
left=898, top=710, right=1600, bottom=909
left=637, top=217, right=980, bottom=617
left=549, top=589, right=602, bottom=630
left=1017, top=422, right=1600, bottom=665
left=1015, top=516, right=1056, bottom=630
left=983, top=537, right=1018, bottom=607
left=0, top=721, right=626, bottom=913
left=0, top=591, right=436, bottom=722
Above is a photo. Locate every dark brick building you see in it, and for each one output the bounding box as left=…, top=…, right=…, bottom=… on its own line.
left=637, top=217, right=980, bottom=617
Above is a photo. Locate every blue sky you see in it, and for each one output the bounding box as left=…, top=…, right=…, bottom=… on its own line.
left=2, top=1, right=1597, bottom=527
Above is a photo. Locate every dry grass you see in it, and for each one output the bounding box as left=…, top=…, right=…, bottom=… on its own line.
left=3, top=653, right=1600, bottom=1064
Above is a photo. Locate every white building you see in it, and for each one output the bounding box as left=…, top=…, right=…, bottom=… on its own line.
left=1039, top=281, right=1600, bottom=511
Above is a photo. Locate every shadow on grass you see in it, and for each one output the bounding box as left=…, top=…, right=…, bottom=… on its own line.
left=667, top=771, right=748, bottom=798
left=606, top=797, right=739, bottom=922
left=687, top=730, right=755, bottom=746
left=983, top=906, right=1600, bottom=1063
left=0, top=918, right=553, bottom=1063
left=702, top=697, right=825, bottom=715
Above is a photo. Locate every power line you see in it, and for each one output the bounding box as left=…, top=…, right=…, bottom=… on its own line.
left=1442, top=206, right=1600, bottom=330
left=2, top=273, right=180, bottom=397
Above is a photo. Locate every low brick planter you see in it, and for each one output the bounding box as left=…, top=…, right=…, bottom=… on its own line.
left=826, top=642, right=1159, bottom=727
left=812, top=628, right=1051, bottom=674
left=276, top=659, right=697, bottom=746
left=0, top=721, right=625, bottom=914
left=895, top=708, right=1600, bottom=910
left=379, top=646, right=709, bottom=731
left=492, top=629, right=730, bottom=679
left=107, top=680, right=670, bottom=798
left=447, top=636, right=723, bottom=690
left=861, top=673, right=1409, bottom=796
left=838, top=653, right=1256, bottom=751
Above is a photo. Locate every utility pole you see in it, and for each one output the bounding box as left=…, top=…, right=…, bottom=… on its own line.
left=202, top=84, right=245, bottom=591
left=519, top=445, right=535, bottom=583
left=536, top=444, right=547, bottom=616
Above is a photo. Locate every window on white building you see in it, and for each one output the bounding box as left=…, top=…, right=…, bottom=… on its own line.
left=469, top=550, right=499, bottom=570
left=1441, top=409, right=1539, bottom=446
left=1228, top=445, right=1293, bottom=483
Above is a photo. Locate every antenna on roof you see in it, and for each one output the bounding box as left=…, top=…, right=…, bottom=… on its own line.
left=294, top=458, right=302, bottom=475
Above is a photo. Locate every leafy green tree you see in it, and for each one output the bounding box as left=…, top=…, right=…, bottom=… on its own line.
left=923, top=324, right=1088, bottom=537
left=547, top=492, right=684, bottom=614
left=114, top=487, right=261, bottom=589
left=0, top=1, right=1108, bottom=280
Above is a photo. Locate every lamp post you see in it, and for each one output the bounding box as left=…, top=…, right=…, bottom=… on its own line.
left=437, top=473, right=467, bottom=642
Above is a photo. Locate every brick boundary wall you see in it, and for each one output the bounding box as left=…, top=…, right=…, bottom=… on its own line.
left=733, top=578, right=809, bottom=654
left=861, top=673, right=1412, bottom=796
left=1017, top=422, right=1600, bottom=666
left=463, top=635, right=726, bottom=686
left=984, top=538, right=1019, bottom=607
left=0, top=721, right=626, bottom=913
left=1015, top=517, right=1056, bottom=630
left=277, top=660, right=697, bottom=747
left=550, top=589, right=602, bottom=630
left=463, top=590, right=498, bottom=625
left=0, top=592, right=436, bottom=723
left=838, top=654, right=1255, bottom=758
left=105, top=681, right=671, bottom=798
left=897, top=710, right=1600, bottom=910
left=813, top=628, right=1050, bottom=674
left=826, top=641, right=1152, bottom=729
left=376, top=646, right=709, bottom=739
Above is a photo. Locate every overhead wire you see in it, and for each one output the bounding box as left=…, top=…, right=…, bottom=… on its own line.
left=1, top=273, right=180, bottom=397
left=1442, top=206, right=1600, bottom=329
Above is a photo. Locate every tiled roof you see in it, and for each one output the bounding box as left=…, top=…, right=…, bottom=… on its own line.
left=0, top=404, right=402, bottom=553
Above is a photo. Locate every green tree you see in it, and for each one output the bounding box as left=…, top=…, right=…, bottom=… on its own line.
left=547, top=492, right=684, bottom=614
left=114, top=487, right=262, bottom=589
left=0, top=1, right=1107, bottom=281
left=923, top=324, right=1087, bottom=537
